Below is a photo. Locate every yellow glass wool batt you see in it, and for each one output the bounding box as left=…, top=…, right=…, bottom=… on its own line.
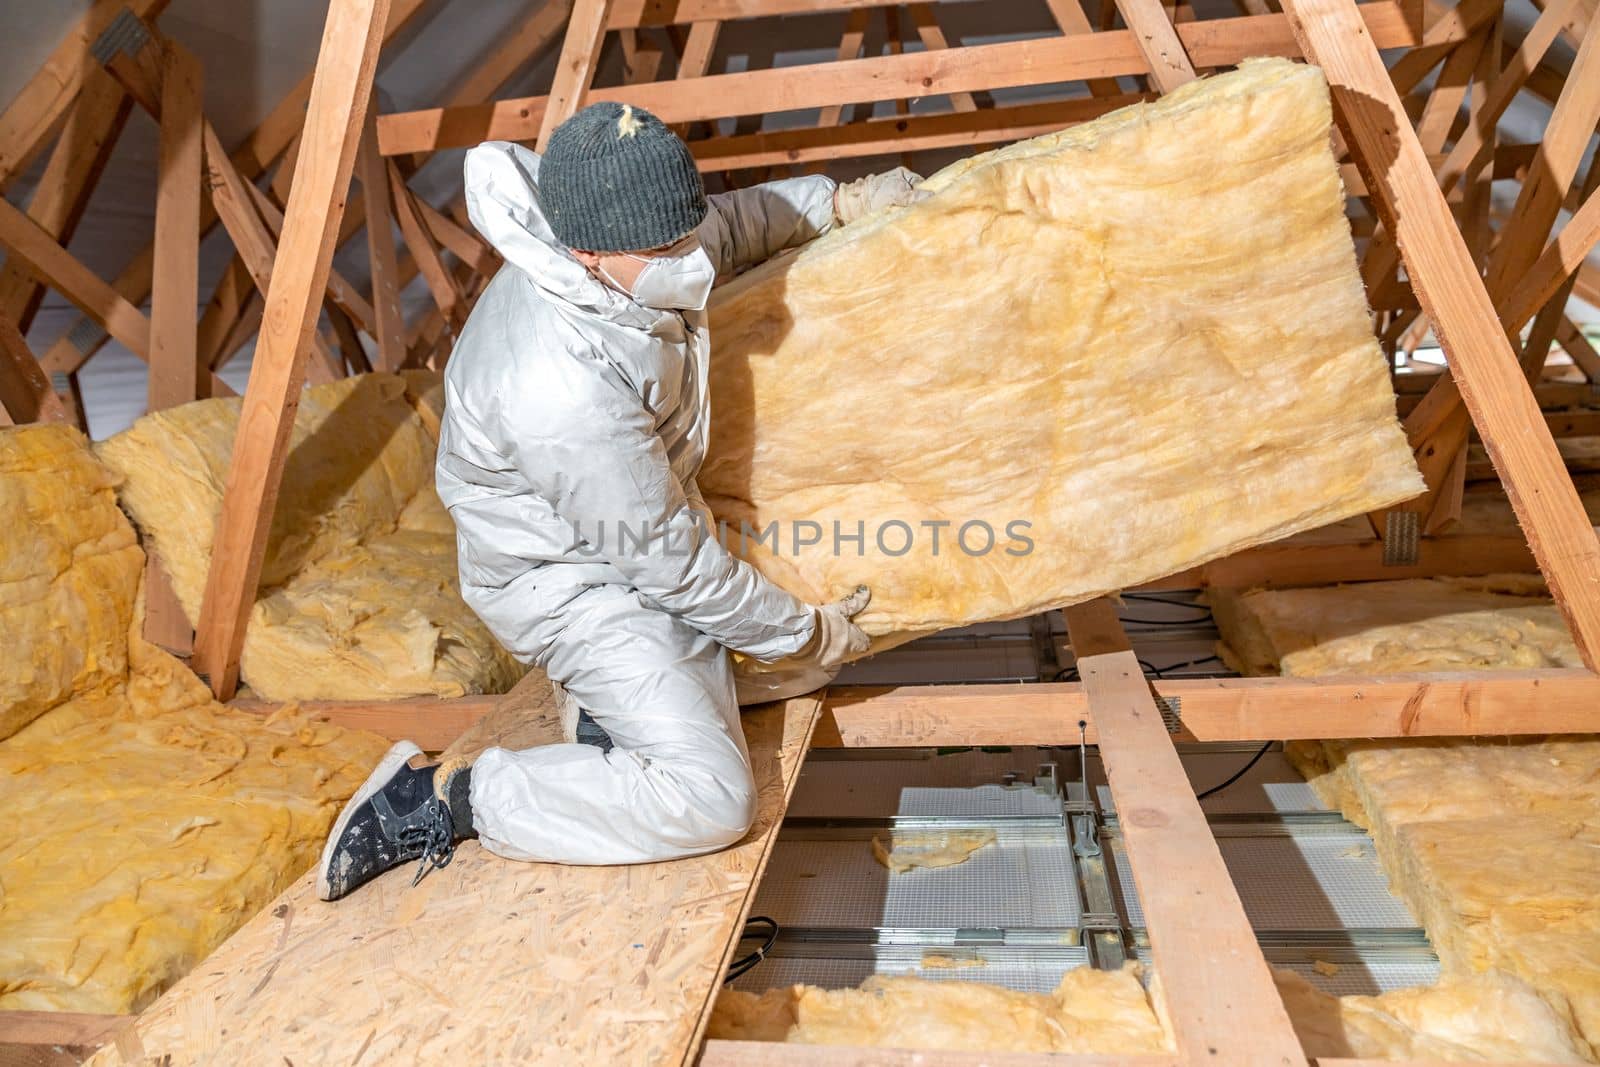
left=710, top=966, right=1169, bottom=1054
left=96, top=374, right=523, bottom=700
left=0, top=425, right=391, bottom=1012
left=702, top=58, right=1422, bottom=645
left=708, top=965, right=1587, bottom=1059
left=0, top=693, right=388, bottom=1013
left=1211, top=578, right=1600, bottom=1059
left=0, top=425, right=142, bottom=739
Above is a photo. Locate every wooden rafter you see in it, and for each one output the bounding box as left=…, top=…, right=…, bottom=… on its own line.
left=0, top=0, right=170, bottom=191
left=1065, top=598, right=1306, bottom=1063
left=357, top=108, right=406, bottom=371
left=0, top=312, right=66, bottom=426
left=202, top=124, right=345, bottom=384
left=375, top=2, right=1423, bottom=155
left=30, top=0, right=435, bottom=387
left=192, top=0, right=393, bottom=700
left=536, top=0, right=616, bottom=150
left=148, top=40, right=204, bottom=414
left=0, top=195, right=151, bottom=360
left=1115, top=0, right=1198, bottom=90
left=0, top=69, right=132, bottom=332
left=1285, top=0, right=1600, bottom=669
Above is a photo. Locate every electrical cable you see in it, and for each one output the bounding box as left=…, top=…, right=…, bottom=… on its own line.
left=724, top=916, right=780, bottom=983
left=1195, top=742, right=1273, bottom=800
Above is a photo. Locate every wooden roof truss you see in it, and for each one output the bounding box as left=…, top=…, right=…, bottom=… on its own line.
left=1, top=0, right=1600, bottom=1061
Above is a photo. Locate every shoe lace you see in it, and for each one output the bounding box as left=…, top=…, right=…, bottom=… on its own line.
left=397, top=797, right=456, bottom=886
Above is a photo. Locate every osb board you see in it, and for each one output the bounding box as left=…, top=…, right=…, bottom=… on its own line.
left=88, top=679, right=823, bottom=1065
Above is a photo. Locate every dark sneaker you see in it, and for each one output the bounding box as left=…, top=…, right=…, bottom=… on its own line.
left=576, top=709, right=614, bottom=752
left=318, top=741, right=460, bottom=901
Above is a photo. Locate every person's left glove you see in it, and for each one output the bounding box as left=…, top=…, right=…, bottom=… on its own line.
left=791, top=585, right=873, bottom=671
left=834, top=168, right=931, bottom=225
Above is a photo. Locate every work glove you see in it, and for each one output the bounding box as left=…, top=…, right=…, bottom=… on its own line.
left=794, top=585, right=873, bottom=671
left=834, top=168, right=930, bottom=225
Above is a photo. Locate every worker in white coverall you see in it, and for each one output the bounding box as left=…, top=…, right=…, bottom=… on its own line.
left=318, top=101, right=926, bottom=900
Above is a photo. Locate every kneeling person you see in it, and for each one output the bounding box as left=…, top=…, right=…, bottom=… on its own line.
left=319, top=102, right=922, bottom=900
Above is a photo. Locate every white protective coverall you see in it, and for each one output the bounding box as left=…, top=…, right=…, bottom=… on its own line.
left=437, top=141, right=837, bottom=864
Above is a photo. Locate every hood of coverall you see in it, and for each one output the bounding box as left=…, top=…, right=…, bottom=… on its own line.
left=463, top=140, right=667, bottom=331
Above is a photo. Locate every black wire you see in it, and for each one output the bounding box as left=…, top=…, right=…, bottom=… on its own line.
left=1119, top=614, right=1213, bottom=626
left=1195, top=742, right=1273, bottom=800
left=1122, top=592, right=1209, bottom=609
left=724, top=916, right=780, bottom=983
left=1152, top=654, right=1224, bottom=676
left=1057, top=654, right=1225, bottom=683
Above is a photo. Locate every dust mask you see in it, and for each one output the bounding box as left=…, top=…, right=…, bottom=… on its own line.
left=598, top=236, right=716, bottom=311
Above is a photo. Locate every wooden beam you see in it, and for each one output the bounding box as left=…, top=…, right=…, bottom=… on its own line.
left=33, top=0, right=434, bottom=385
left=1115, top=0, right=1198, bottom=91
left=1285, top=0, right=1600, bottom=670
left=1044, top=0, right=1126, bottom=97
left=238, top=667, right=1600, bottom=751
left=1150, top=532, right=1538, bottom=589
left=388, top=163, right=469, bottom=332
left=192, top=0, right=392, bottom=701
left=907, top=5, right=978, bottom=111
left=357, top=109, right=405, bottom=371
left=0, top=1010, right=131, bottom=1049
left=0, top=0, right=169, bottom=191
left=700, top=1046, right=1178, bottom=1066
left=375, top=2, right=1421, bottom=155
left=240, top=169, right=376, bottom=338
left=1501, top=182, right=1600, bottom=334
left=690, top=93, right=1150, bottom=171
left=809, top=10, right=869, bottom=133
left=536, top=0, right=616, bottom=151
left=410, top=194, right=499, bottom=277
left=141, top=41, right=205, bottom=657
left=0, top=313, right=66, bottom=425
left=1063, top=599, right=1307, bottom=1066
left=148, top=40, right=203, bottom=413
left=1483, top=13, right=1600, bottom=301
left=0, top=195, right=151, bottom=359
left=445, top=0, right=573, bottom=120
left=1559, top=318, right=1600, bottom=381
left=201, top=123, right=345, bottom=385
left=0, top=69, right=131, bottom=331
left=1359, top=0, right=1585, bottom=297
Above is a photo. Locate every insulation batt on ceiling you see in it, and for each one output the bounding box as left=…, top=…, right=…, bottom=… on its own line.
left=709, top=963, right=1586, bottom=1059
left=0, top=425, right=390, bottom=1013
left=1211, top=578, right=1600, bottom=1061
left=701, top=57, right=1422, bottom=648
left=97, top=374, right=523, bottom=701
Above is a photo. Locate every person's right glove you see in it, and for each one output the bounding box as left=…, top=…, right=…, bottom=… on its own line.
left=793, top=585, right=872, bottom=671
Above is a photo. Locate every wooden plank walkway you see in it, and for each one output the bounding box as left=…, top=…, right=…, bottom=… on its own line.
left=89, top=676, right=822, bottom=1064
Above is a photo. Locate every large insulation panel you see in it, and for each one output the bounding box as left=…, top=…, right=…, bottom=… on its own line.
left=702, top=58, right=1422, bottom=644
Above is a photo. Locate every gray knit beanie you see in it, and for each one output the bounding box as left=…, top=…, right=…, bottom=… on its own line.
left=540, top=102, right=707, bottom=253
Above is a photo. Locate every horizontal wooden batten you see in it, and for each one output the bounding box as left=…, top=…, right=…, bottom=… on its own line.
left=689, top=93, right=1151, bottom=170
left=822, top=669, right=1600, bottom=745
left=236, top=669, right=1600, bottom=750
left=699, top=1043, right=1544, bottom=1065
left=0, top=1009, right=131, bottom=1047
left=700, top=1044, right=1180, bottom=1065
left=375, top=2, right=1421, bottom=155
left=1144, top=533, right=1538, bottom=589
